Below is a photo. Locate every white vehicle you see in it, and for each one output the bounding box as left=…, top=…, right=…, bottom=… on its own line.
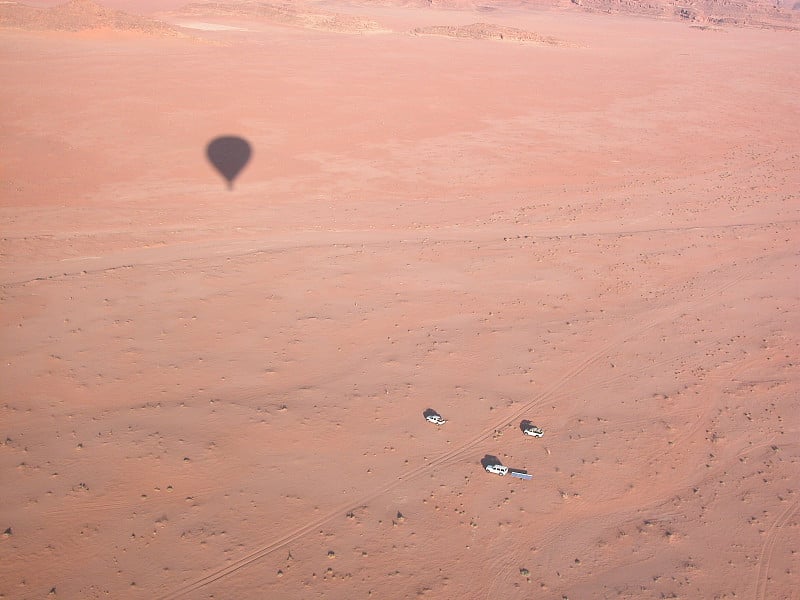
left=523, top=425, right=544, bottom=438
left=426, top=414, right=446, bottom=425
left=485, top=464, right=508, bottom=476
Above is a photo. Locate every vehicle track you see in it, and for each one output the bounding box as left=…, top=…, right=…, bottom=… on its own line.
left=156, top=315, right=669, bottom=598
left=3, top=219, right=796, bottom=288
left=481, top=359, right=761, bottom=595
left=157, top=253, right=771, bottom=598
left=754, top=497, right=800, bottom=600
left=663, top=354, right=764, bottom=451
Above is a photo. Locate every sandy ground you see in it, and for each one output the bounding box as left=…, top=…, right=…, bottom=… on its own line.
left=1, top=2, right=799, bottom=599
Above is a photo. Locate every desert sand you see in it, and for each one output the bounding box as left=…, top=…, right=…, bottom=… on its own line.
left=1, top=1, right=798, bottom=598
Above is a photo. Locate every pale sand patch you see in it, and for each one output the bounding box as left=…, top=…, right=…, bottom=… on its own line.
left=175, top=20, right=250, bottom=31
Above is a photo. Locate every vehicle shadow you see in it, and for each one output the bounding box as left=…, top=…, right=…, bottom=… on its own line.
left=481, top=454, right=502, bottom=469
left=423, top=408, right=441, bottom=420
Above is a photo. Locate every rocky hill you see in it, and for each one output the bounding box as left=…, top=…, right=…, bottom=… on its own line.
left=568, top=0, right=800, bottom=30
left=173, top=1, right=385, bottom=33
left=0, top=0, right=184, bottom=34
left=355, top=0, right=800, bottom=30
left=411, top=21, right=566, bottom=43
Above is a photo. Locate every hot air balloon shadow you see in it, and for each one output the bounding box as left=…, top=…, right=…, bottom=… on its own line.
left=206, top=136, right=252, bottom=190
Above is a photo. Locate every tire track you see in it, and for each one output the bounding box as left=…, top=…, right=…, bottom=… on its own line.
left=754, top=497, right=800, bottom=600
left=157, top=251, right=766, bottom=598
left=665, top=354, right=764, bottom=451
left=3, top=220, right=796, bottom=289
left=156, top=306, right=666, bottom=599
left=481, top=366, right=739, bottom=595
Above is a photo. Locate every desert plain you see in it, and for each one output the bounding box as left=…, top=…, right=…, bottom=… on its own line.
left=1, top=0, right=799, bottom=598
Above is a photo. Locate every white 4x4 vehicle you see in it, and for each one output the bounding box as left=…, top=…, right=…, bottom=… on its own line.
left=485, top=464, right=508, bottom=476
left=523, top=425, right=544, bottom=437
left=426, top=414, right=446, bottom=425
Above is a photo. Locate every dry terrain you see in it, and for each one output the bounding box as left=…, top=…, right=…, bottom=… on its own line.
left=1, top=1, right=798, bottom=599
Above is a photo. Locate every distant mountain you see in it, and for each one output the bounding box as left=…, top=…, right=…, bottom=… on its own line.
left=7, top=0, right=792, bottom=34
left=353, top=0, right=800, bottom=30
left=565, top=0, right=800, bottom=30
left=0, top=0, right=185, bottom=34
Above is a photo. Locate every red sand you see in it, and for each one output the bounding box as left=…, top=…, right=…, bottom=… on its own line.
left=1, top=2, right=798, bottom=599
